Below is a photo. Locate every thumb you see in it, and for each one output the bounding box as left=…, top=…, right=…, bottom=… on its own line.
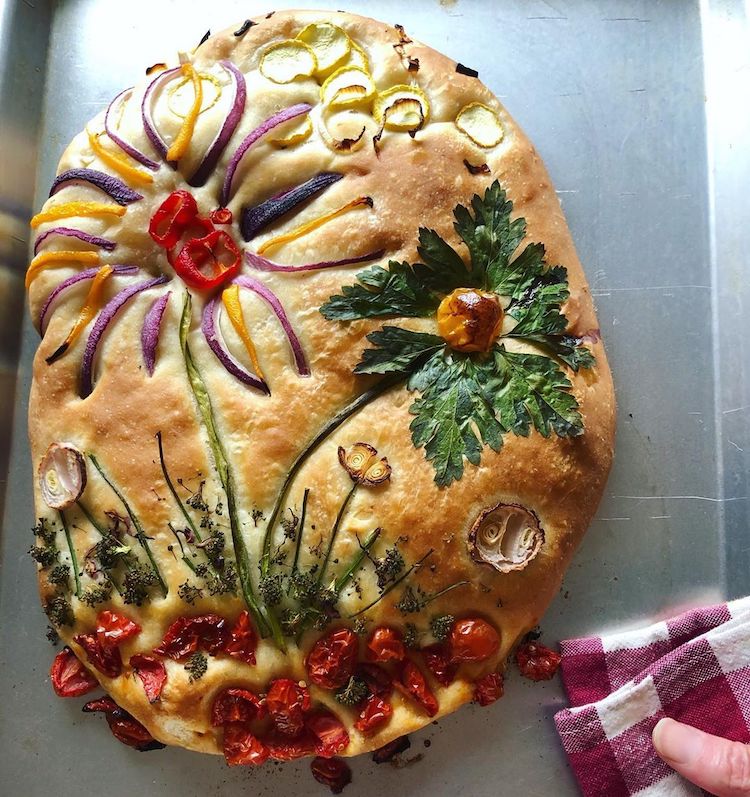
left=653, top=718, right=750, bottom=797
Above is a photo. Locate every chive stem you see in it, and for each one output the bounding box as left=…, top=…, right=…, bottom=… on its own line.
left=334, top=527, right=381, bottom=594
left=59, top=509, right=81, bottom=597
left=156, top=430, right=202, bottom=542
left=317, top=482, right=357, bottom=587
left=76, top=500, right=123, bottom=596
left=290, top=487, right=309, bottom=578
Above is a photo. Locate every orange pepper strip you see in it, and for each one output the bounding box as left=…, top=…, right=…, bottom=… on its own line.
left=30, top=201, right=126, bottom=229
left=222, top=285, right=266, bottom=381
left=87, top=130, right=154, bottom=186
left=166, top=63, right=203, bottom=162
left=256, top=196, right=373, bottom=255
left=26, top=250, right=101, bottom=289
left=46, top=266, right=115, bottom=363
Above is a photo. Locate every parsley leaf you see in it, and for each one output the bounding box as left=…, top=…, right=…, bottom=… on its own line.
left=415, top=227, right=480, bottom=292
left=354, top=327, right=444, bottom=376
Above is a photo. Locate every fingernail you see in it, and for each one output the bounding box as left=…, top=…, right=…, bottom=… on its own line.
left=653, top=718, right=705, bottom=766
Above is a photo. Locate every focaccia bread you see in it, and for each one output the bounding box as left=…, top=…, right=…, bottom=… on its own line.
left=27, top=9, right=615, bottom=765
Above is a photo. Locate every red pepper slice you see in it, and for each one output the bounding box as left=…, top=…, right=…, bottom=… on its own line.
left=149, top=190, right=198, bottom=248
left=166, top=215, right=215, bottom=266
left=210, top=207, right=233, bottom=225
left=173, top=229, right=241, bottom=290
left=50, top=647, right=98, bottom=697
left=129, top=654, right=167, bottom=703
left=266, top=678, right=311, bottom=736
left=96, top=610, right=141, bottom=647
left=310, top=756, right=352, bottom=794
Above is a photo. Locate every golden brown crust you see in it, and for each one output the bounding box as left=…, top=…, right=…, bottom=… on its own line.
left=28, top=10, right=615, bottom=758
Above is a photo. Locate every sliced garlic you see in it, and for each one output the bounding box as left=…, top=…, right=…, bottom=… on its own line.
left=259, top=40, right=317, bottom=84
left=455, top=102, right=504, bottom=148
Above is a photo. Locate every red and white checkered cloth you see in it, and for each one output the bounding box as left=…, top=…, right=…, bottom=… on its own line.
left=554, top=598, right=750, bottom=796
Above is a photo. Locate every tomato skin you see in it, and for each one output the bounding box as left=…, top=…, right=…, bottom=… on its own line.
left=421, top=643, right=458, bottom=687
left=222, top=723, right=269, bottom=766
left=264, top=729, right=317, bottom=761
left=515, top=642, right=562, bottom=682
left=366, top=627, right=406, bottom=663
left=50, top=647, right=98, bottom=697
left=266, top=678, right=311, bottom=736
left=356, top=663, right=393, bottom=699
left=310, top=756, right=352, bottom=794
left=74, top=632, right=123, bottom=678
left=449, top=618, right=500, bottom=663
left=395, top=661, right=439, bottom=717
left=154, top=614, right=231, bottom=660
left=306, top=709, right=350, bottom=757
left=129, top=654, right=167, bottom=703
left=354, top=695, right=393, bottom=735
left=306, top=628, right=359, bottom=690
left=223, top=611, right=258, bottom=666
left=96, top=610, right=141, bottom=647
left=474, top=672, right=505, bottom=706
left=82, top=695, right=165, bottom=751
left=211, top=688, right=266, bottom=726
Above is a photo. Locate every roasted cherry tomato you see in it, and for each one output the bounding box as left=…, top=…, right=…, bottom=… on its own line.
left=264, top=729, right=317, bottom=761
left=354, top=694, right=393, bottom=735
left=474, top=672, right=505, bottom=706
left=449, top=618, right=500, bottom=663
left=74, top=632, right=123, bottom=678
left=310, top=756, right=352, bottom=794
left=306, top=709, right=350, bottom=757
left=222, top=723, right=269, bottom=766
left=266, top=678, right=311, bottom=736
left=82, top=695, right=165, bottom=751
left=356, top=663, right=393, bottom=699
left=306, top=628, right=358, bottom=690
left=172, top=229, right=241, bottom=291
left=515, top=642, right=562, bottom=682
left=50, top=647, right=98, bottom=697
left=210, top=207, right=233, bottom=225
left=421, top=643, right=458, bottom=687
left=372, top=735, right=411, bottom=764
left=96, top=610, right=141, bottom=647
left=211, top=688, right=266, bottom=726
left=129, top=654, right=167, bottom=703
left=149, top=190, right=198, bottom=248
left=395, top=660, right=439, bottom=717
left=154, top=614, right=230, bottom=660
left=223, top=611, right=258, bottom=666
left=366, top=627, right=406, bottom=663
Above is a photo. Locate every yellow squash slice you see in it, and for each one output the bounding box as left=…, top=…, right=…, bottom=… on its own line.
left=260, top=40, right=317, bottom=84
left=455, top=102, right=504, bottom=148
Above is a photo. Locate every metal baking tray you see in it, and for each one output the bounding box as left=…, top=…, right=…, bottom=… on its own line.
left=1, top=1, right=748, bottom=794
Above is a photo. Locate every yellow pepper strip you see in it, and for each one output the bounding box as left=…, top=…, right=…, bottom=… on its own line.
left=257, top=196, right=373, bottom=255
left=86, top=130, right=154, bottom=186
left=25, top=250, right=101, bottom=289
left=46, top=266, right=114, bottom=363
left=222, top=285, right=265, bottom=380
left=166, top=63, right=203, bottom=162
left=30, top=201, right=126, bottom=229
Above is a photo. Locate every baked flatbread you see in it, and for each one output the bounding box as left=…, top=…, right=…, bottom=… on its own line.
left=27, top=9, right=615, bottom=762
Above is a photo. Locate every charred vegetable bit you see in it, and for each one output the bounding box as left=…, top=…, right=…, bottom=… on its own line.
left=456, top=63, right=479, bottom=78
left=234, top=19, right=256, bottom=36
left=463, top=159, right=490, bottom=175
left=197, top=29, right=210, bottom=47
left=185, top=651, right=208, bottom=682
left=372, top=735, right=411, bottom=764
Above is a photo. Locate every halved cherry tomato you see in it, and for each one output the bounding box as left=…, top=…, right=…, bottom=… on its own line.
left=149, top=190, right=198, bottom=248
left=366, top=627, right=406, bottom=663
left=96, top=610, right=141, bottom=647
left=82, top=695, right=165, bottom=751
left=449, top=618, right=500, bottom=663
left=154, top=614, right=230, bottom=660
left=129, top=654, right=167, bottom=703
left=264, top=729, right=317, bottom=761
left=354, top=694, right=393, bottom=735
left=50, top=647, right=98, bottom=697
left=311, top=756, right=352, bottom=794
left=395, top=660, right=439, bottom=717
left=266, top=678, right=311, bottom=736
left=222, top=723, right=269, bottom=766
left=356, top=663, right=393, bottom=699
left=421, top=643, right=458, bottom=687
left=306, top=628, right=358, bottom=690
left=515, top=642, right=562, bottom=682
left=210, top=207, right=233, bottom=225
left=223, top=611, right=258, bottom=666
left=211, top=688, right=266, bottom=726
left=474, top=672, right=505, bottom=706
left=173, top=229, right=241, bottom=291
left=74, top=632, right=122, bottom=678
left=306, top=709, right=350, bottom=757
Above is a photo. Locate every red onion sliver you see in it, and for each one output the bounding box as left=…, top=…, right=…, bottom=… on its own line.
left=33, top=227, right=117, bottom=256
left=220, top=103, right=312, bottom=207
left=188, top=61, right=247, bottom=188
left=80, top=276, right=169, bottom=398
left=201, top=295, right=269, bottom=394
left=141, top=66, right=182, bottom=165
left=38, top=265, right=138, bottom=336
left=233, top=276, right=309, bottom=376
left=245, top=248, right=385, bottom=273
left=105, top=87, right=160, bottom=171
left=141, top=291, right=171, bottom=376
left=49, top=168, right=143, bottom=206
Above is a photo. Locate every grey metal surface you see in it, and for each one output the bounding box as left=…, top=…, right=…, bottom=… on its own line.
left=1, top=0, right=748, bottom=795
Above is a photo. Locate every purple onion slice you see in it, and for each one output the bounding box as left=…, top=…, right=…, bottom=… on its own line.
left=244, top=248, right=385, bottom=273
left=49, top=168, right=143, bottom=205
left=201, top=295, right=269, bottom=394
left=33, top=227, right=117, bottom=256
left=220, top=103, right=312, bottom=207
left=141, top=291, right=171, bottom=376
left=233, top=275, right=309, bottom=376
left=80, top=275, right=169, bottom=398
left=240, top=172, right=343, bottom=241
left=188, top=61, right=247, bottom=188
left=38, top=265, right=138, bottom=336
left=105, top=88, right=161, bottom=171
left=38, top=442, right=87, bottom=510
left=141, top=66, right=182, bottom=165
